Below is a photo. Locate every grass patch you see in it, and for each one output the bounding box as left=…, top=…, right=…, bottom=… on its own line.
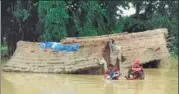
left=169, top=54, right=178, bottom=70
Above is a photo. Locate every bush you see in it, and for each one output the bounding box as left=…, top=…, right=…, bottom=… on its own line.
left=1, top=44, right=8, bottom=55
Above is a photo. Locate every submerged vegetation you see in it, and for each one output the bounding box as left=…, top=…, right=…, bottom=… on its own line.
left=169, top=53, right=178, bottom=70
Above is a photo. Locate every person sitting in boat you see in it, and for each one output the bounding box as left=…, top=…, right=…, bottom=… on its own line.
left=125, top=59, right=145, bottom=80
left=105, top=63, right=121, bottom=80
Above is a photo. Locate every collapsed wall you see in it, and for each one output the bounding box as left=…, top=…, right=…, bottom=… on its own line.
left=3, top=40, right=107, bottom=74
left=3, top=28, right=169, bottom=74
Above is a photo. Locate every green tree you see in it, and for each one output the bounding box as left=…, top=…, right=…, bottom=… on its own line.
left=2, top=0, right=178, bottom=57
left=121, top=0, right=178, bottom=55
left=38, top=1, right=69, bottom=41
left=2, top=0, right=38, bottom=56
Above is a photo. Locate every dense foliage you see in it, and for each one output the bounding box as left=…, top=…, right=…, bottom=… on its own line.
left=1, top=0, right=178, bottom=56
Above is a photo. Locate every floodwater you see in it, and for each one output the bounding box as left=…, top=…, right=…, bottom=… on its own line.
left=1, top=62, right=178, bottom=94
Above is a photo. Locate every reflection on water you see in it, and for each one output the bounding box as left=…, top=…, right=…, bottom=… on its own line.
left=2, top=69, right=178, bottom=94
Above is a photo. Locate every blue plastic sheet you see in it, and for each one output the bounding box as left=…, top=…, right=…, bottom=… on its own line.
left=40, top=43, right=46, bottom=49
left=65, top=44, right=80, bottom=52
left=40, top=42, right=80, bottom=51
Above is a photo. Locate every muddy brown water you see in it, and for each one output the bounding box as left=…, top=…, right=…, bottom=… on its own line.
left=1, top=60, right=178, bottom=94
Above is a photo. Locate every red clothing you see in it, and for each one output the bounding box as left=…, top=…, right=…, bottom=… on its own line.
left=131, top=59, right=143, bottom=71
left=132, top=66, right=143, bottom=71
left=126, top=59, right=145, bottom=80
left=112, top=66, right=119, bottom=72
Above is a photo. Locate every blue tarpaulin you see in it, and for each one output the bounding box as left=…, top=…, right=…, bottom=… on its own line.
left=40, top=42, right=80, bottom=51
